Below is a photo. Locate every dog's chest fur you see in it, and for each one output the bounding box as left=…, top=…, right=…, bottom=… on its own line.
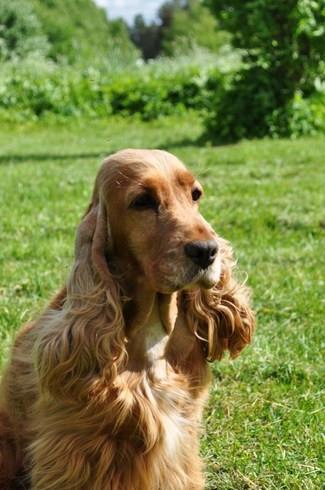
left=120, top=312, right=196, bottom=456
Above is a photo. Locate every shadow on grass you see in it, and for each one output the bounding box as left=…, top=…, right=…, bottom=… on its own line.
left=160, top=133, right=242, bottom=151
left=0, top=133, right=226, bottom=166
left=0, top=151, right=109, bottom=165
left=160, top=134, right=207, bottom=150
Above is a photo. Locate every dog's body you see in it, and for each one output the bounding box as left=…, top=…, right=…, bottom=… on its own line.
left=0, top=150, right=255, bottom=489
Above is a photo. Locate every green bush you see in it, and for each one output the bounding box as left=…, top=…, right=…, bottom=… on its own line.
left=1, top=51, right=323, bottom=130
left=204, top=67, right=275, bottom=142
left=268, top=91, right=325, bottom=138
left=205, top=0, right=325, bottom=141
left=204, top=67, right=325, bottom=141
left=108, top=70, right=206, bottom=120
left=0, top=64, right=108, bottom=118
left=0, top=62, right=210, bottom=120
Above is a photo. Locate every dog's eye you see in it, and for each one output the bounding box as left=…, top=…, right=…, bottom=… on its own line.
left=130, top=193, right=158, bottom=211
left=192, top=188, right=202, bottom=202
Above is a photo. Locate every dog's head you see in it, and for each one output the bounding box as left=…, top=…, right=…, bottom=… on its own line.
left=91, top=149, right=220, bottom=293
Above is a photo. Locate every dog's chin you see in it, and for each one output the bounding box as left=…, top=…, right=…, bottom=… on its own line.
left=156, top=259, right=221, bottom=293
left=150, top=258, right=221, bottom=293
left=184, top=258, right=221, bottom=290
left=196, top=274, right=218, bottom=289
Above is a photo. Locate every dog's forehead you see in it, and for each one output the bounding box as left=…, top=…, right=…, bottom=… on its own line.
left=102, top=149, right=195, bottom=188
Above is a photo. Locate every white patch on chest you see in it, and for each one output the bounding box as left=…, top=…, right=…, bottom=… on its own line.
left=143, top=320, right=191, bottom=457
left=145, top=321, right=168, bottom=365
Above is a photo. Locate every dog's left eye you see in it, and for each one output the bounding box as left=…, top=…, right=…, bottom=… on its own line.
left=192, top=188, right=202, bottom=201
left=130, top=193, right=159, bottom=211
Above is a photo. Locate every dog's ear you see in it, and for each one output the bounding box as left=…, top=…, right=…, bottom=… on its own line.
left=182, top=239, right=255, bottom=361
left=35, top=192, right=126, bottom=399
left=70, top=195, right=116, bottom=298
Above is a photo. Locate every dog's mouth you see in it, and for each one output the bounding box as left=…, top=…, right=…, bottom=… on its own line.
left=154, top=256, right=221, bottom=293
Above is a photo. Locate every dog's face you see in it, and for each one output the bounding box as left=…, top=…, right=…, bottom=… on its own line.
left=101, top=149, right=221, bottom=293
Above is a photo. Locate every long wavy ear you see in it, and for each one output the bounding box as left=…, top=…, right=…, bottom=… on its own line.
left=181, top=238, right=255, bottom=361
left=35, top=192, right=126, bottom=399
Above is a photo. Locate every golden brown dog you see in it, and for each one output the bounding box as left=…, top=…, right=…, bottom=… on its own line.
left=0, top=149, right=255, bottom=489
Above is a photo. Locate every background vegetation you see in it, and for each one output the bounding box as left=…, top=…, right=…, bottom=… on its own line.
left=0, top=1, right=324, bottom=488
left=205, top=0, right=325, bottom=140
left=0, top=0, right=137, bottom=64
left=130, top=0, right=229, bottom=59
left=1, top=0, right=324, bottom=139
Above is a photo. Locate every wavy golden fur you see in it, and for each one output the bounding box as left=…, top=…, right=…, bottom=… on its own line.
left=0, top=149, right=255, bottom=489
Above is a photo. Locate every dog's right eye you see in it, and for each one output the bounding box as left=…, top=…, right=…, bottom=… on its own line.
left=130, top=193, right=159, bottom=211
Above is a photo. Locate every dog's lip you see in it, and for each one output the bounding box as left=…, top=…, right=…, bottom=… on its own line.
left=155, top=275, right=217, bottom=293
left=150, top=258, right=220, bottom=292
left=179, top=265, right=218, bottom=290
left=196, top=274, right=217, bottom=289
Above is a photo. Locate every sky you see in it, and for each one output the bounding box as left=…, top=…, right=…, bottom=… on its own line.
left=94, top=0, right=163, bottom=24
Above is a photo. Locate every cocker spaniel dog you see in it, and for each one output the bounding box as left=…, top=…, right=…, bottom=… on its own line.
left=0, top=149, right=255, bottom=490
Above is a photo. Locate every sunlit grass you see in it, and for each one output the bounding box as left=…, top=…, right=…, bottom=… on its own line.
left=0, top=115, right=324, bottom=489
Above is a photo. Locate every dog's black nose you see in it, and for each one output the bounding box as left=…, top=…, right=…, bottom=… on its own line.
left=184, top=240, right=218, bottom=269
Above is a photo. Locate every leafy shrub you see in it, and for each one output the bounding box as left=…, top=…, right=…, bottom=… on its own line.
left=205, top=0, right=325, bottom=141
left=272, top=91, right=325, bottom=137
left=204, top=67, right=325, bottom=141
left=108, top=69, right=206, bottom=120
left=1, top=54, right=323, bottom=132
left=0, top=61, right=210, bottom=120
left=0, top=64, right=109, bottom=118
left=204, top=67, right=276, bottom=142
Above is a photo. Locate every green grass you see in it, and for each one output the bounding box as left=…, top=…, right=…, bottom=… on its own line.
left=0, top=115, right=324, bottom=489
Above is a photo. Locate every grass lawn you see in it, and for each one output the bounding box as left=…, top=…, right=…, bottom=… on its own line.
left=0, top=115, right=324, bottom=489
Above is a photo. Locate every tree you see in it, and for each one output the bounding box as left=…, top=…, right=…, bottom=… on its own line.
left=30, top=0, right=138, bottom=65
left=130, top=0, right=229, bottom=59
left=0, top=0, right=49, bottom=61
left=0, top=0, right=138, bottom=66
left=130, top=14, right=162, bottom=60
left=130, top=1, right=182, bottom=60
left=161, top=0, right=229, bottom=56
left=205, top=0, right=325, bottom=140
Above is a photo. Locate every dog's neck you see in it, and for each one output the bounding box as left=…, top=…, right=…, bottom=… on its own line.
left=118, top=273, right=179, bottom=370
left=123, top=277, right=178, bottom=336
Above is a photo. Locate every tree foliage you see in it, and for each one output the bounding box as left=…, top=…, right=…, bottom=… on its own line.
left=161, top=0, right=229, bottom=56
left=130, top=0, right=228, bottom=59
left=0, top=0, right=138, bottom=65
left=0, top=0, right=49, bottom=61
left=130, top=14, right=162, bottom=60
left=205, top=0, right=325, bottom=140
left=32, top=0, right=138, bottom=64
